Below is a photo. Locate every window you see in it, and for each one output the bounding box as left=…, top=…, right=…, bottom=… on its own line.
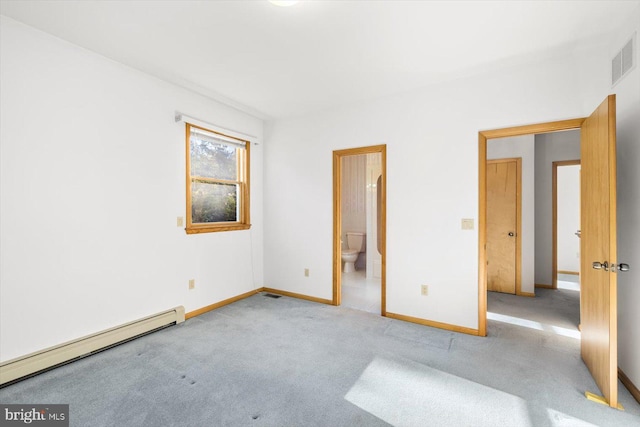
left=185, top=123, right=250, bottom=234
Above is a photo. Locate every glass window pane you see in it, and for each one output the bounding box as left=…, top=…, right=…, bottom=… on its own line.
left=190, top=134, right=238, bottom=180
left=191, top=181, right=239, bottom=223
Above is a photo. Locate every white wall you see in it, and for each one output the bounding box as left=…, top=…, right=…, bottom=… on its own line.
left=610, top=7, right=640, bottom=391
left=0, top=17, right=264, bottom=362
left=341, top=155, right=367, bottom=240
left=534, top=131, right=581, bottom=286
left=264, top=43, right=606, bottom=330
left=487, top=135, right=535, bottom=294
left=557, top=165, right=581, bottom=273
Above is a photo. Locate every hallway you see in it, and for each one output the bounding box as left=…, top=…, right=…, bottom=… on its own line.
left=488, top=286, right=580, bottom=334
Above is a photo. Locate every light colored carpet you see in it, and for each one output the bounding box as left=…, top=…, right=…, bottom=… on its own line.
left=1, top=290, right=639, bottom=426
left=346, top=357, right=598, bottom=427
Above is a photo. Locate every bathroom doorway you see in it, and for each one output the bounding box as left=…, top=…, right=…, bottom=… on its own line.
left=333, top=145, right=386, bottom=315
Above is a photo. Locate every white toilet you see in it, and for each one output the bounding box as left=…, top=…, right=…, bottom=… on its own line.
left=342, top=232, right=366, bottom=273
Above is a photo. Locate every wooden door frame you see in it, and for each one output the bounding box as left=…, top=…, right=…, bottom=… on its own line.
left=333, top=145, right=387, bottom=315
left=478, top=119, right=585, bottom=336
left=553, top=160, right=581, bottom=289
left=487, top=157, right=523, bottom=296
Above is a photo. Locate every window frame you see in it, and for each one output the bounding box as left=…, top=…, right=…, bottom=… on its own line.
left=185, top=122, right=251, bottom=234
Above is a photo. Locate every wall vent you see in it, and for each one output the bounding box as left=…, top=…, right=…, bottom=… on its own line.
left=612, top=33, right=636, bottom=87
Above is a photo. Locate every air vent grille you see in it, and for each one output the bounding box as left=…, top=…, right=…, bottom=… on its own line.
left=612, top=34, right=636, bottom=87
left=264, top=293, right=282, bottom=299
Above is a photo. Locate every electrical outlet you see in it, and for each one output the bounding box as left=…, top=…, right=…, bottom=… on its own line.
left=304, top=268, right=310, bottom=277
left=177, top=217, right=184, bottom=227
left=461, top=219, right=474, bottom=230
left=188, top=279, right=195, bottom=290
left=421, top=285, right=429, bottom=296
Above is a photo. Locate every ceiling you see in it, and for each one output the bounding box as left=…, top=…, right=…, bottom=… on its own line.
left=1, top=1, right=638, bottom=119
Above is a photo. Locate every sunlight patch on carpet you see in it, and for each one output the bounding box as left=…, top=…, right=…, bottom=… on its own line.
left=345, top=357, right=595, bottom=427
left=557, top=281, right=580, bottom=291
left=487, top=312, right=581, bottom=340
left=545, top=408, right=599, bottom=427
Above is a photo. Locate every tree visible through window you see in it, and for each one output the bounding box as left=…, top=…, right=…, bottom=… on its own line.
left=186, top=123, right=250, bottom=233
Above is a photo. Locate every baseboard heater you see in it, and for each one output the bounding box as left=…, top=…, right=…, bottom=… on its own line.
left=0, top=306, right=185, bottom=387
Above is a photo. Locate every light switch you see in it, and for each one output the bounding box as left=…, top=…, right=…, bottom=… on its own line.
left=461, top=219, right=474, bottom=230
left=177, top=217, right=184, bottom=227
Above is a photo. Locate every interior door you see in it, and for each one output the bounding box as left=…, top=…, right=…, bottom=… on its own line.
left=487, top=159, right=518, bottom=294
left=580, top=94, right=618, bottom=408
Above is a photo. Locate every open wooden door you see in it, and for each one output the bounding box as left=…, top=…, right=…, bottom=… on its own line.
left=580, top=95, right=618, bottom=408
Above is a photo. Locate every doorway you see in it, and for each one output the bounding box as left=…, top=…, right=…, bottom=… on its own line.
left=478, top=95, right=619, bottom=408
left=553, top=160, right=581, bottom=291
left=333, top=145, right=386, bottom=315
left=478, top=119, right=585, bottom=336
left=485, top=135, right=580, bottom=335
